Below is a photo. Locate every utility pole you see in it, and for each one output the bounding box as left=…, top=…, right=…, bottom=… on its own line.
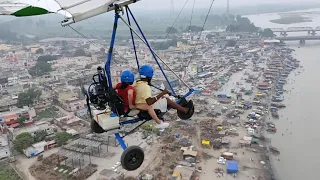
left=170, top=0, right=174, bottom=15
left=226, top=0, right=230, bottom=15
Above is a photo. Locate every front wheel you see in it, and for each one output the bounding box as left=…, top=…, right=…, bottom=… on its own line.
left=121, top=146, right=144, bottom=171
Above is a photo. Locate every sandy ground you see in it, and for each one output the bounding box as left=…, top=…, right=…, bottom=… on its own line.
left=14, top=148, right=60, bottom=180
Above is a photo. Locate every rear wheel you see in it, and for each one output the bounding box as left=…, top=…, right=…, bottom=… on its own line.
left=91, top=119, right=105, bottom=134
left=177, top=100, right=195, bottom=120
left=121, top=146, right=144, bottom=171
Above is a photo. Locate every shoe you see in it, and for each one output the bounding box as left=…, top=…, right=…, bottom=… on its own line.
left=155, top=121, right=169, bottom=129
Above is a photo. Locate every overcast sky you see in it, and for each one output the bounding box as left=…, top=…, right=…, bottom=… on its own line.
left=133, top=0, right=318, bottom=9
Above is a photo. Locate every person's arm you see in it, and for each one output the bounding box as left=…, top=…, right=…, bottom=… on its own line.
left=127, top=89, right=135, bottom=109
left=146, top=89, right=168, bottom=105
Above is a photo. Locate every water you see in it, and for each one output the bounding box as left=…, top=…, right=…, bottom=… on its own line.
left=246, top=10, right=320, bottom=180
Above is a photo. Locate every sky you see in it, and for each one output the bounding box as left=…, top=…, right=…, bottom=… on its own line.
left=133, top=0, right=319, bottom=10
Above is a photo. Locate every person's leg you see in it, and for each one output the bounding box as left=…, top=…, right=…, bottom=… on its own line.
left=135, top=104, right=161, bottom=124
left=165, top=97, right=188, bottom=114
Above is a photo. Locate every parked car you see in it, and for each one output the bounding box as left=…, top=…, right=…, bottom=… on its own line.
left=217, top=157, right=227, bottom=164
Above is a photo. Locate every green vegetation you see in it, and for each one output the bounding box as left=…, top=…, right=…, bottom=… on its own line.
left=185, top=25, right=204, bottom=33
left=165, top=27, right=178, bottom=34
left=207, top=14, right=237, bottom=27
left=73, top=48, right=87, bottom=57
left=35, top=48, right=44, bottom=54
left=226, top=15, right=258, bottom=33
left=17, top=116, right=28, bottom=125
left=37, top=55, right=58, bottom=62
left=0, top=29, right=18, bottom=41
left=259, top=28, right=274, bottom=37
left=141, top=123, right=159, bottom=134
left=37, top=108, right=57, bottom=119
left=13, top=132, right=34, bottom=153
left=55, top=132, right=72, bottom=146
left=34, top=130, right=47, bottom=142
left=0, top=164, right=22, bottom=180
left=17, top=89, right=41, bottom=107
left=226, top=40, right=237, bottom=47
left=29, top=61, right=52, bottom=76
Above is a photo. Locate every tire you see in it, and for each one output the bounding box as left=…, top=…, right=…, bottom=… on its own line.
left=121, top=146, right=144, bottom=171
left=91, top=119, right=105, bottom=134
left=177, top=100, right=195, bottom=120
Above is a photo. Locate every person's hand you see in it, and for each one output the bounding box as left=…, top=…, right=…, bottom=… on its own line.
left=162, top=89, right=169, bottom=95
left=129, top=104, right=136, bottom=109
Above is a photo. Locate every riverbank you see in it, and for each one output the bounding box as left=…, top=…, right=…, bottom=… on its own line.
left=267, top=44, right=320, bottom=180
left=270, top=14, right=312, bottom=24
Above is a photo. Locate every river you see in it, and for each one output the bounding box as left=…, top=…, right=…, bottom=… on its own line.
left=246, top=9, right=320, bottom=180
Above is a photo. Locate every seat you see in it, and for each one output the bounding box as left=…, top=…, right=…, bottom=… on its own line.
left=110, top=88, right=163, bottom=121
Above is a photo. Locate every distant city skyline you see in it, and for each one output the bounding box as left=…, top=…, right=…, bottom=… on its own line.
left=132, top=0, right=319, bottom=10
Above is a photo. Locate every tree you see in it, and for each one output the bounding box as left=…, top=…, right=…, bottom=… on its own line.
left=17, top=89, right=42, bottom=107
left=35, top=48, right=44, bottom=54
left=34, top=130, right=47, bottom=142
left=73, top=49, right=86, bottom=57
left=185, top=26, right=203, bottom=33
left=206, top=34, right=214, bottom=39
left=13, top=132, right=34, bottom=153
left=165, top=27, right=178, bottom=34
left=37, top=55, right=57, bottom=62
left=29, top=61, right=52, bottom=77
left=18, top=116, right=27, bottom=125
left=226, top=40, right=237, bottom=47
left=55, top=132, right=72, bottom=146
left=225, top=15, right=258, bottom=33
left=259, top=28, right=274, bottom=37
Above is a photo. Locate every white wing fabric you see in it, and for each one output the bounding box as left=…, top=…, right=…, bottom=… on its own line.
left=0, top=0, right=139, bottom=25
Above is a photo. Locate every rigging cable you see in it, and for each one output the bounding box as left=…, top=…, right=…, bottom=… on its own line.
left=68, top=25, right=130, bottom=62
left=185, top=0, right=215, bottom=73
left=188, top=0, right=196, bottom=32
left=157, top=0, right=190, bottom=50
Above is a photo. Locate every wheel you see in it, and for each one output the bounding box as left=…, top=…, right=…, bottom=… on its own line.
left=91, top=119, right=105, bottom=134
left=177, top=100, right=195, bottom=120
left=121, top=146, right=144, bottom=171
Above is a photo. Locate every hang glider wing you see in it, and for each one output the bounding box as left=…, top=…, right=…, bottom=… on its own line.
left=0, top=0, right=140, bottom=25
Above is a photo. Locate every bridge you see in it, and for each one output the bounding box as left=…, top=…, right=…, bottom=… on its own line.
left=268, top=26, right=320, bottom=32
left=275, top=35, right=320, bottom=44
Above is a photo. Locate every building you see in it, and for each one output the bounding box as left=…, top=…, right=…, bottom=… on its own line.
left=7, top=121, right=55, bottom=141
left=0, top=107, right=35, bottom=126
left=23, top=141, right=47, bottom=158
left=0, top=136, right=10, bottom=159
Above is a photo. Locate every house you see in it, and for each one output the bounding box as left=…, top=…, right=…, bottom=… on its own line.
left=23, top=141, right=46, bottom=158
left=54, top=115, right=81, bottom=129
left=7, top=122, right=56, bottom=141
left=0, top=107, right=36, bottom=126
left=0, top=136, right=10, bottom=159
left=65, top=98, right=85, bottom=112
left=172, top=166, right=195, bottom=180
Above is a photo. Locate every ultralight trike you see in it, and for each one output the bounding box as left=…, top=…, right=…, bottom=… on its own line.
left=84, top=3, right=195, bottom=171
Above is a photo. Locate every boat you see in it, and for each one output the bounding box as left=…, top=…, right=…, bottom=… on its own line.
left=269, top=146, right=280, bottom=154
left=271, top=111, right=279, bottom=118
left=266, top=127, right=277, bottom=132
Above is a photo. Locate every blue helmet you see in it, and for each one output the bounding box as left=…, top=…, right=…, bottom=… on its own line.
left=121, top=70, right=135, bottom=83
left=139, top=65, right=154, bottom=78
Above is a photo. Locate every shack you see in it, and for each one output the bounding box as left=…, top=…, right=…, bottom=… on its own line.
left=227, top=161, right=239, bottom=174
left=23, top=141, right=46, bottom=158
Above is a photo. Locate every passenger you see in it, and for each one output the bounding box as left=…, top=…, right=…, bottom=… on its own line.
left=135, top=64, right=190, bottom=129
left=115, top=70, right=136, bottom=112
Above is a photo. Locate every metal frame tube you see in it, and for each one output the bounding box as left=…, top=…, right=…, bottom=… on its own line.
left=125, top=6, right=140, bottom=70
left=118, top=14, right=191, bottom=90
left=115, top=133, right=127, bottom=150
left=105, top=11, right=120, bottom=88
left=126, top=8, right=177, bottom=95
